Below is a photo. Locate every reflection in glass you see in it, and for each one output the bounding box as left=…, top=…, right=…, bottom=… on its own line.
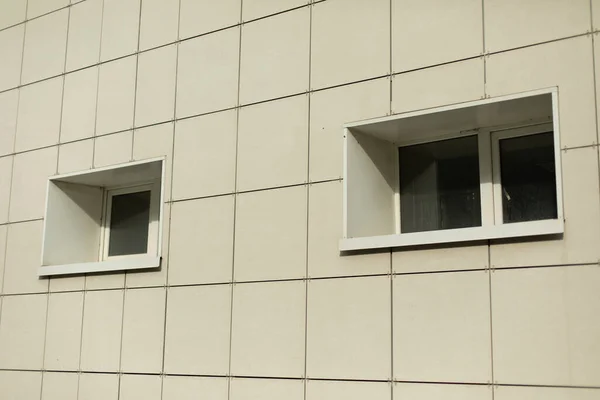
left=399, top=136, right=481, bottom=233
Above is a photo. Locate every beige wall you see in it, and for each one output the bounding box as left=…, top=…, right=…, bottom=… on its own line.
left=0, top=0, right=599, bottom=399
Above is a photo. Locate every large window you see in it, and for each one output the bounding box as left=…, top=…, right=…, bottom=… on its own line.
left=341, top=89, right=563, bottom=251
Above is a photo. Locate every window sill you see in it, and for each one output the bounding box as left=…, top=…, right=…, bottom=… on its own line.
left=38, top=255, right=161, bottom=277
left=339, top=219, right=564, bottom=252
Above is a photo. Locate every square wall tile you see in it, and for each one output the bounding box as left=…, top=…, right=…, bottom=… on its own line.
left=306, top=380, right=390, bottom=400
left=0, top=294, right=47, bottom=369
left=58, top=139, right=93, bottom=174
left=9, top=146, right=57, bottom=221
left=169, top=196, right=234, bottom=285
left=176, top=28, right=240, bottom=118
left=121, top=288, right=166, bottom=373
left=484, top=0, right=590, bottom=52
left=0, top=156, right=12, bottom=223
left=392, top=243, right=488, bottom=273
left=135, top=45, right=176, bottom=127
left=392, top=0, right=482, bottom=72
left=61, top=66, right=98, bottom=143
left=139, top=0, right=179, bottom=50
left=392, top=58, right=484, bottom=114
left=0, top=25, right=24, bottom=91
left=22, top=10, right=68, bottom=84
left=595, top=35, right=600, bottom=134
left=44, top=292, right=84, bottom=370
left=595, top=0, right=600, bottom=30
left=163, top=376, right=228, bottom=400
left=308, top=181, right=389, bottom=278
left=96, top=56, right=137, bottom=135
left=179, top=0, right=240, bottom=39
left=100, top=0, right=140, bottom=61
left=231, top=280, right=305, bottom=377
left=394, top=383, right=493, bottom=400
left=4, top=220, right=48, bottom=294
left=41, top=372, right=78, bottom=400
left=230, top=378, right=304, bottom=400
left=164, top=285, right=231, bottom=375
left=0, top=0, right=27, bottom=29
left=120, top=374, right=162, bottom=400
left=492, top=266, right=600, bottom=386
left=393, top=271, right=492, bottom=382
left=172, top=110, right=237, bottom=199
left=66, top=0, right=102, bottom=71
left=15, top=76, right=63, bottom=152
left=132, top=122, right=174, bottom=200
left=239, top=9, right=309, bottom=104
left=237, top=95, right=308, bottom=191
left=491, top=147, right=600, bottom=267
left=85, top=271, right=125, bottom=290
left=311, top=0, right=389, bottom=90
left=243, top=0, right=307, bottom=21
left=310, top=78, right=389, bottom=181
left=307, top=276, right=391, bottom=380
left=0, top=226, right=6, bottom=290
left=94, top=131, right=133, bottom=168
left=49, top=274, right=85, bottom=292
left=494, top=386, right=600, bottom=400
left=486, top=36, right=596, bottom=149
left=27, top=0, right=68, bottom=19
left=0, top=371, right=42, bottom=400
left=0, top=89, right=18, bottom=155
left=78, top=374, right=119, bottom=400
left=80, top=290, right=124, bottom=372
left=235, top=186, right=307, bottom=282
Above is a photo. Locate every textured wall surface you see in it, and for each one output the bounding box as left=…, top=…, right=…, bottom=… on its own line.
left=0, top=0, right=599, bottom=399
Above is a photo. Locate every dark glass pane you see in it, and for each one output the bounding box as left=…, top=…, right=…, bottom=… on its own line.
left=499, top=132, right=557, bottom=223
left=108, top=190, right=151, bottom=257
left=399, top=136, right=481, bottom=233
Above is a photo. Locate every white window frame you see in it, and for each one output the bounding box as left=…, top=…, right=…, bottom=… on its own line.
left=340, top=88, right=564, bottom=251
left=100, top=181, right=161, bottom=261
left=392, top=122, right=559, bottom=234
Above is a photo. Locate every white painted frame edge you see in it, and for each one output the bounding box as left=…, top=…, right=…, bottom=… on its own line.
left=39, top=157, right=166, bottom=277
left=340, top=219, right=564, bottom=252
left=341, top=87, right=563, bottom=251
left=38, top=255, right=161, bottom=277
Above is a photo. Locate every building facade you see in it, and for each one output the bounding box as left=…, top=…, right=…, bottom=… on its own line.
left=0, top=0, right=599, bottom=399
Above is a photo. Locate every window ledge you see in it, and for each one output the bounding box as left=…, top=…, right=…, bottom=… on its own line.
left=339, top=219, right=564, bottom=252
left=38, top=255, right=161, bottom=277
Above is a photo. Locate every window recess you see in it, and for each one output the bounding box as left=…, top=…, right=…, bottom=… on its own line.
left=341, top=88, right=563, bottom=251
left=39, top=158, right=165, bottom=277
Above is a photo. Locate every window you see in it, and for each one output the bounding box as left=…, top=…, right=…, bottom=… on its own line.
left=102, top=182, right=160, bottom=259
left=341, top=88, right=563, bottom=251
left=399, top=135, right=481, bottom=233
left=40, top=159, right=165, bottom=276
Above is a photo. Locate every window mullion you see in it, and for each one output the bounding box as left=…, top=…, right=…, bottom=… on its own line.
left=478, top=129, right=495, bottom=227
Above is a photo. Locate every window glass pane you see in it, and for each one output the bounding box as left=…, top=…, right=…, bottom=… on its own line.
left=108, top=190, right=151, bottom=257
left=499, top=132, right=557, bottom=223
left=399, top=135, right=481, bottom=233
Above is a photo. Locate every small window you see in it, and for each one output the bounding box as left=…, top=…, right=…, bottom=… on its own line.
left=341, top=89, right=564, bottom=251
left=102, top=183, right=160, bottom=259
left=40, top=159, right=165, bottom=276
